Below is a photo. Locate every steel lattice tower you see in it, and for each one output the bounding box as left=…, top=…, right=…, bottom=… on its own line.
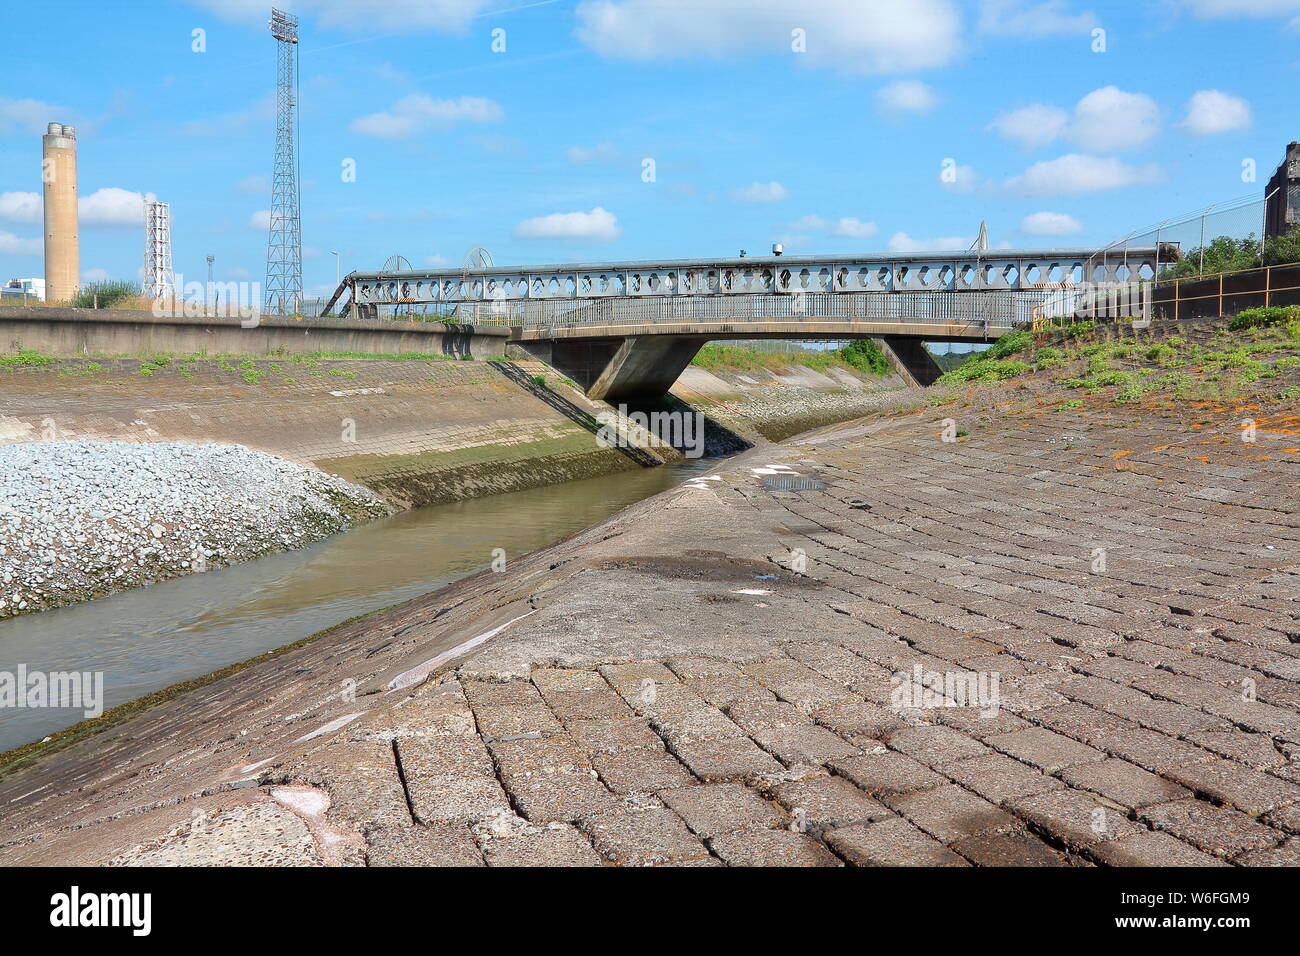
left=264, top=8, right=302, bottom=315
left=142, top=200, right=175, bottom=302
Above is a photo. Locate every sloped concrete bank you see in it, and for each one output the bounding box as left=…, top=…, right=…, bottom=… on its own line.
left=0, top=352, right=902, bottom=618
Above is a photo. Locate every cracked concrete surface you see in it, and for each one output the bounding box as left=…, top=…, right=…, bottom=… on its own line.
left=1, top=387, right=1298, bottom=866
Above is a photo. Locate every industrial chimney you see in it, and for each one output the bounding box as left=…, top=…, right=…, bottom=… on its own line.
left=42, top=122, right=79, bottom=305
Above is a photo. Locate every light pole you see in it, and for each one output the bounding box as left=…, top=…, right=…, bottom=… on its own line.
left=206, top=255, right=214, bottom=314
left=331, top=250, right=340, bottom=287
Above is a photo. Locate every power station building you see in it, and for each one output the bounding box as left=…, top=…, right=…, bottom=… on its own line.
left=1266, top=142, right=1300, bottom=240
left=42, top=122, right=79, bottom=305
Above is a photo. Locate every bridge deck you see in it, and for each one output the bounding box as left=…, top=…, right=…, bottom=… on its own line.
left=323, top=245, right=1166, bottom=316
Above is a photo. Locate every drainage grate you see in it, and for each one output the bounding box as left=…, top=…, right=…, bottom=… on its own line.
left=761, top=474, right=827, bottom=491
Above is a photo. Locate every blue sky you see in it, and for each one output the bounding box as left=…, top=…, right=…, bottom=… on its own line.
left=1, top=0, right=1298, bottom=298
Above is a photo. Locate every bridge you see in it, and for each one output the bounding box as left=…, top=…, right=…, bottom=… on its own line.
left=321, top=246, right=1164, bottom=396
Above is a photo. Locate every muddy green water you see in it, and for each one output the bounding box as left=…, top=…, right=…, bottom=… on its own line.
left=0, top=459, right=718, bottom=751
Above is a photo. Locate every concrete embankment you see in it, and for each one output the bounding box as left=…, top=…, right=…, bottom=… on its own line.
left=3, top=317, right=1298, bottom=866
left=0, top=306, right=509, bottom=360
left=1, top=363, right=1297, bottom=865
left=0, top=350, right=902, bottom=617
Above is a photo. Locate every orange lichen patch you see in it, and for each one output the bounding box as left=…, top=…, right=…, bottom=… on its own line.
left=1234, top=405, right=1261, bottom=412
left=1112, top=450, right=1133, bottom=458
left=1284, top=448, right=1299, bottom=453
left=1195, top=456, right=1210, bottom=462
left=1153, top=445, right=1170, bottom=451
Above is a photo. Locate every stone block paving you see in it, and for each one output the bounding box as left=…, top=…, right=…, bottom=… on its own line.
left=2, top=391, right=1298, bottom=867
left=356, top=401, right=1300, bottom=866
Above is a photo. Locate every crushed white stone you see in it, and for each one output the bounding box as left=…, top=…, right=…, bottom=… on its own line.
left=0, top=440, right=392, bottom=619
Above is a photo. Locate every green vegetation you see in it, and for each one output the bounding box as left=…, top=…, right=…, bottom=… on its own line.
left=1160, top=226, right=1300, bottom=280
left=1227, top=305, right=1300, bottom=331
left=690, top=339, right=890, bottom=376
left=0, top=349, right=55, bottom=369
left=837, top=339, right=890, bottom=375
left=935, top=330, right=1033, bottom=384
left=70, top=279, right=139, bottom=310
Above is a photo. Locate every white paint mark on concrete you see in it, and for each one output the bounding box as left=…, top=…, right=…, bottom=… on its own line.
left=731, top=588, right=773, bottom=595
left=292, top=711, right=366, bottom=744
left=271, top=784, right=330, bottom=817
left=386, top=610, right=537, bottom=692
left=232, top=756, right=276, bottom=776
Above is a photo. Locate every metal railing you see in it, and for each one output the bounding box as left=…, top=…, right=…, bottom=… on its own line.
left=451, top=290, right=1043, bottom=333
left=1157, top=261, right=1300, bottom=320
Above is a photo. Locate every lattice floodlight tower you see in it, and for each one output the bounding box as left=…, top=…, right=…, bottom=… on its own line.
left=264, top=7, right=302, bottom=315
left=142, top=199, right=175, bottom=302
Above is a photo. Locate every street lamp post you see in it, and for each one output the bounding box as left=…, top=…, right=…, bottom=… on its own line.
left=206, top=255, right=214, bottom=314
left=331, top=250, right=340, bottom=287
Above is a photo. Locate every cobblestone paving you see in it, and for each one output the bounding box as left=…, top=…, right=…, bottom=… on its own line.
left=1, top=390, right=1297, bottom=866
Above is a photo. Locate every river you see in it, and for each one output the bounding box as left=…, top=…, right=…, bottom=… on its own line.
left=0, top=458, right=719, bottom=752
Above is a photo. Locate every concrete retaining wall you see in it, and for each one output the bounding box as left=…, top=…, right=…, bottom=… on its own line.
left=0, top=307, right=509, bottom=359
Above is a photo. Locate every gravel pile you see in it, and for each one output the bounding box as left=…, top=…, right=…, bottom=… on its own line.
left=0, top=441, right=393, bottom=619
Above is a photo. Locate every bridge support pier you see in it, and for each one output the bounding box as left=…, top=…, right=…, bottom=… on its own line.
left=873, top=337, right=944, bottom=387
left=518, top=335, right=708, bottom=401
left=588, top=335, right=709, bottom=401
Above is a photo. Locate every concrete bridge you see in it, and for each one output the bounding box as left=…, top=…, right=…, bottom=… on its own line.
left=322, top=247, right=1162, bottom=395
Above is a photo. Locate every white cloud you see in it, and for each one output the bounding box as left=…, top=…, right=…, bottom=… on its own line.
left=938, top=163, right=981, bottom=194
left=566, top=142, right=621, bottom=164
left=0, top=231, right=41, bottom=255
left=82, top=267, right=112, bottom=283
left=188, top=0, right=491, bottom=32
left=990, top=88, right=1159, bottom=151
left=424, top=254, right=450, bottom=267
left=80, top=187, right=149, bottom=227
left=1069, top=86, right=1160, bottom=151
left=235, top=174, right=270, bottom=194
left=3, top=187, right=153, bottom=227
left=978, top=0, right=1097, bottom=35
left=1004, top=154, right=1163, bottom=196
left=0, top=97, right=67, bottom=135
left=1181, top=1, right=1300, bottom=18
left=731, top=181, right=790, bottom=203
left=832, top=217, right=878, bottom=239
left=888, top=232, right=969, bottom=253
left=1181, top=90, right=1252, bottom=135
left=514, top=206, right=621, bottom=241
left=350, top=94, right=503, bottom=139
left=1020, top=211, right=1083, bottom=235
left=575, top=0, right=962, bottom=74
left=0, top=191, right=42, bottom=225
left=875, top=80, right=938, bottom=115
left=988, top=104, right=1070, bottom=148
left=789, top=215, right=878, bottom=238
left=789, top=215, right=830, bottom=231
left=249, top=209, right=272, bottom=231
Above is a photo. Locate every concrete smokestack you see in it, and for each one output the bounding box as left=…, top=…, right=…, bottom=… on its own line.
left=42, top=122, right=79, bottom=305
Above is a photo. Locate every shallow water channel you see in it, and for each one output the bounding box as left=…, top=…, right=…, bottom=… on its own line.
left=0, top=458, right=719, bottom=751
